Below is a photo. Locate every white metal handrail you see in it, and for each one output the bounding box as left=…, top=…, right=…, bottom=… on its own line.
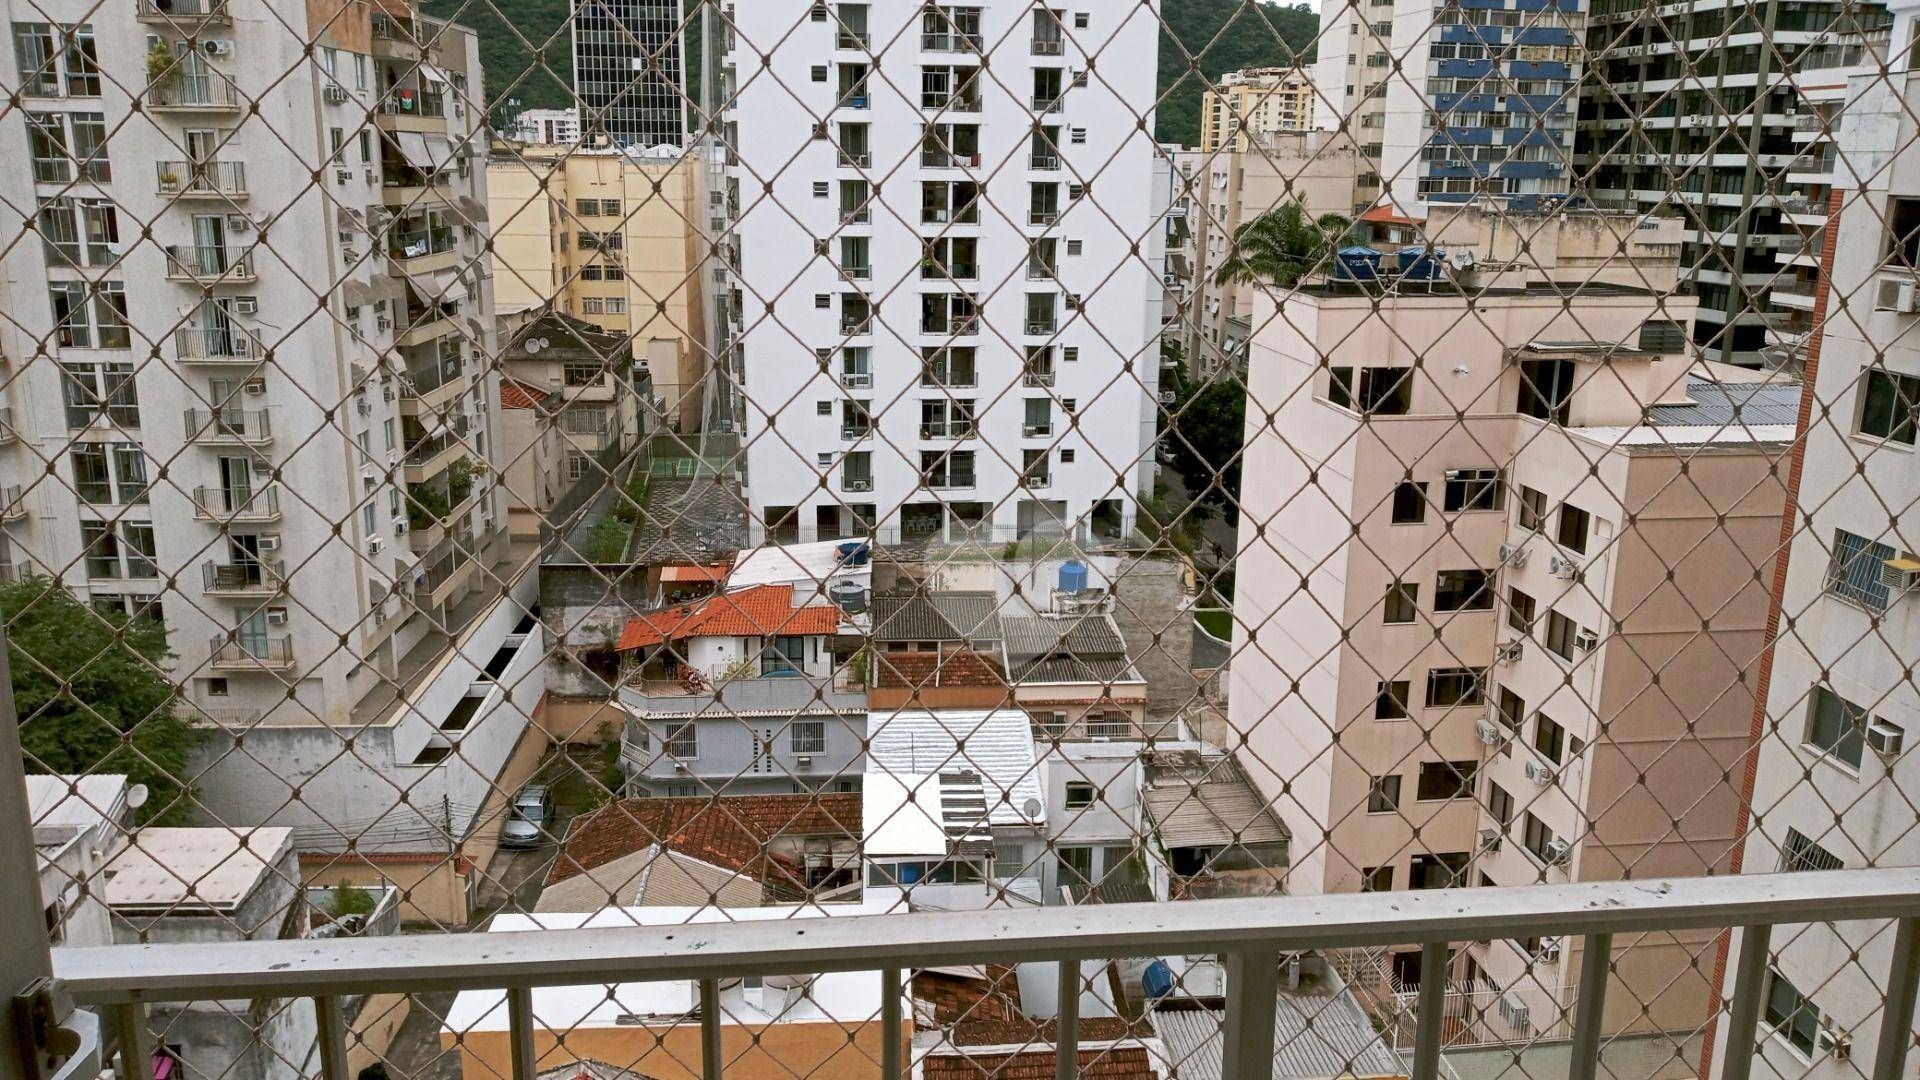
left=51, top=870, right=1920, bottom=1080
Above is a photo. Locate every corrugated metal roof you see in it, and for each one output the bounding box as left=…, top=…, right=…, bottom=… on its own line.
left=870, top=592, right=1001, bottom=642
left=866, top=709, right=1045, bottom=827
left=1001, top=613, right=1128, bottom=660
left=1012, top=656, right=1142, bottom=684
left=1144, top=768, right=1290, bottom=849
left=1642, top=380, right=1803, bottom=427
left=1153, top=987, right=1409, bottom=1080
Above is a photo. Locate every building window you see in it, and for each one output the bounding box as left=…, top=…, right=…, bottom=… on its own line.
left=1361, top=865, right=1393, bottom=891
left=1779, top=827, right=1844, bottom=873
left=1496, top=686, right=1526, bottom=732
left=1522, top=812, right=1556, bottom=863
left=1857, top=367, right=1919, bottom=444
left=1442, top=468, right=1504, bottom=512
left=1058, top=846, right=1093, bottom=886
left=667, top=722, right=698, bottom=758
left=1507, top=587, right=1536, bottom=633
left=1518, top=358, right=1574, bottom=424
left=1390, top=481, right=1427, bottom=524
left=1517, top=485, right=1548, bottom=532
left=1556, top=503, right=1591, bottom=553
left=1487, top=781, right=1513, bottom=828
left=790, top=720, right=826, bottom=754
left=1410, top=852, right=1469, bottom=889
left=1804, top=685, right=1868, bottom=769
left=1065, top=781, right=1094, bottom=809
left=1384, top=582, right=1418, bottom=624
left=1434, top=569, right=1494, bottom=612
left=564, top=362, right=602, bottom=387
left=1763, top=970, right=1820, bottom=1058
left=1545, top=610, right=1579, bottom=661
left=1827, top=529, right=1895, bottom=610
left=1367, top=774, right=1401, bottom=813
left=1416, top=760, right=1477, bottom=800
left=50, top=284, right=130, bottom=351
left=1533, top=714, right=1566, bottom=764
left=1375, top=680, right=1409, bottom=720
left=1426, top=667, right=1486, bottom=708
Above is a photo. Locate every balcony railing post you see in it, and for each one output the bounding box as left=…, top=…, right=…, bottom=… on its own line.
left=314, top=995, right=348, bottom=1080
left=507, top=986, right=536, bottom=1080
left=1872, top=916, right=1920, bottom=1080
left=699, top=978, right=722, bottom=1080
left=1054, top=959, right=1079, bottom=1080
left=1567, top=932, right=1613, bottom=1080
left=111, top=1005, right=153, bottom=1080
left=1222, top=950, right=1277, bottom=1080
left=1411, top=940, right=1448, bottom=1080
left=1719, top=923, right=1773, bottom=1080
left=881, top=967, right=903, bottom=1080
left=0, top=621, right=57, bottom=1080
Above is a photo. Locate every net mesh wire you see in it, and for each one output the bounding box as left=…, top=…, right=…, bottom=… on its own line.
left=2, top=0, right=1916, bottom=1077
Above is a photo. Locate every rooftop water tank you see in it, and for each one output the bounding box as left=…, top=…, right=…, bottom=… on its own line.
left=1142, top=960, right=1176, bottom=1000
left=1058, top=560, right=1089, bottom=595
left=1397, top=246, right=1447, bottom=281
left=828, top=579, right=869, bottom=613
left=836, top=541, right=871, bottom=566
left=1335, top=246, right=1383, bottom=280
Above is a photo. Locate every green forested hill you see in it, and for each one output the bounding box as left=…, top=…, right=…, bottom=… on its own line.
left=429, top=0, right=1318, bottom=146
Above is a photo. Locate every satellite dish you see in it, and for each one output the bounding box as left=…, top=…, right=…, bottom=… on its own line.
left=125, top=783, right=149, bottom=810
left=1022, top=797, right=1043, bottom=820
left=524, top=338, right=542, bottom=354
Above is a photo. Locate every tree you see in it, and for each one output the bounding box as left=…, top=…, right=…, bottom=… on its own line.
left=1165, top=375, right=1249, bottom=523
left=1215, top=204, right=1352, bottom=288
left=2, top=575, right=198, bottom=822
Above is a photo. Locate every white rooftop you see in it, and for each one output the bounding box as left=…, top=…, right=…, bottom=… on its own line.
left=865, top=710, right=1044, bottom=829
left=446, top=900, right=904, bottom=1032
left=728, top=539, right=871, bottom=594
left=104, top=827, right=292, bottom=912
left=26, top=774, right=128, bottom=850
left=862, top=772, right=951, bottom=858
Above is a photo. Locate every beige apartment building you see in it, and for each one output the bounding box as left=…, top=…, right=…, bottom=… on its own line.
left=1228, top=204, right=1795, bottom=1040
left=1173, top=131, right=1363, bottom=373
left=488, top=144, right=709, bottom=430
left=1200, top=67, right=1316, bottom=154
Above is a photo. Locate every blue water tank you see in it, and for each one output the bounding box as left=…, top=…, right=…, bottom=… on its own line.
left=836, top=541, right=871, bottom=566
left=1398, top=246, right=1447, bottom=281
left=1058, top=560, right=1089, bottom=594
left=1335, top=246, right=1383, bottom=280
left=1142, top=960, right=1176, bottom=1000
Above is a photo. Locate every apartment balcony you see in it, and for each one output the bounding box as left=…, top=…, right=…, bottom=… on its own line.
left=387, top=228, right=460, bottom=274
left=918, top=421, right=976, bottom=440
left=1026, top=261, right=1058, bottom=280
left=835, top=31, right=870, bottom=49
left=146, top=74, right=244, bottom=112
left=399, top=366, right=469, bottom=414
left=1022, top=422, right=1054, bottom=438
left=207, top=634, right=296, bottom=671
left=183, top=407, right=272, bottom=447
left=840, top=317, right=873, bottom=336
left=396, top=312, right=459, bottom=348
left=1025, top=319, right=1059, bottom=336
left=1029, top=152, right=1062, bottom=170
left=839, top=425, right=872, bottom=442
left=1771, top=281, right=1818, bottom=311
left=403, top=437, right=466, bottom=483
left=921, top=206, right=981, bottom=226
left=200, top=560, right=284, bottom=597
left=0, top=405, right=15, bottom=444
left=173, top=325, right=262, bottom=363
left=1023, top=471, right=1052, bottom=489
left=1032, top=36, right=1065, bottom=55
left=163, top=245, right=256, bottom=284
left=408, top=490, right=478, bottom=554
left=920, top=31, right=983, bottom=53
left=1029, top=210, right=1060, bottom=227
left=921, top=95, right=983, bottom=113
left=838, top=150, right=873, bottom=168
left=921, top=262, right=977, bottom=282
left=920, top=316, right=979, bottom=336
left=47, top=871, right=1920, bottom=1080
left=0, top=484, right=23, bottom=521
left=839, top=262, right=872, bottom=281
left=838, top=370, right=872, bottom=390
left=1022, top=371, right=1055, bottom=388
left=135, top=0, right=231, bottom=22
left=375, top=91, right=450, bottom=132
left=920, top=150, right=981, bottom=169
left=156, top=161, right=247, bottom=198
left=1032, top=94, right=1064, bottom=113
left=191, top=484, right=280, bottom=523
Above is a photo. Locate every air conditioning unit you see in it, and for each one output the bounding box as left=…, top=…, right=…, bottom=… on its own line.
left=226, top=214, right=252, bottom=233
left=1538, top=938, right=1563, bottom=962
left=795, top=755, right=814, bottom=769
left=335, top=168, right=353, bottom=185
left=1022, top=424, right=1052, bottom=437
left=1818, top=1021, right=1853, bottom=1060
left=1574, top=628, right=1599, bottom=651
left=1476, top=718, right=1502, bottom=744
left=674, top=761, right=690, bottom=774
left=365, top=536, right=384, bottom=555
left=1867, top=719, right=1906, bottom=758
left=1544, top=838, right=1573, bottom=866
left=1900, top=280, right=1920, bottom=314
left=1498, top=992, right=1532, bottom=1032
left=843, top=479, right=872, bottom=492
left=203, top=38, right=235, bottom=56
left=233, top=297, right=260, bottom=315
left=1548, top=555, right=1578, bottom=580
left=257, top=534, right=282, bottom=554
left=243, top=377, right=266, bottom=395
left=1524, top=759, right=1555, bottom=787
left=1880, top=557, right=1920, bottom=595
left=324, top=84, right=349, bottom=104
left=1158, top=390, right=1177, bottom=405
left=1496, top=639, right=1524, bottom=662
left=1499, top=542, right=1529, bottom=568
left=394, top=520, right=408, bottom=536
left=1478, top=827, right=1503, bottom=852
left=264, top=607, right=289, bottom=625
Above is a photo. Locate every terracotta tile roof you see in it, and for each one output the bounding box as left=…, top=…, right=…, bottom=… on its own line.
left=873, top=649, right=1008, bottom=692
left=546, top=793, right=862, bottom=887
left=617, top=584, right=840, bottom=650
left=499, top=380, right=549, bottom=411
left=922, top=1046, right=1156, bottom=1079
left=1358, top=203, right=1420, bottom=226
left=949, top=1017, right=1149, bottom=1047
left=912, top=966, right=1023, bottom=1027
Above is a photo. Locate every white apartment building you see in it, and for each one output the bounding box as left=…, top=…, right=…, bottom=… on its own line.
left=723, top=1, right=1163, bottom=546
left=1315, top=0, right=1582, bottom=214
left=505, top=106, right=583, bottom=146
left=1711, top=27, right=1920, bottom=1079
left=1200, top=67, right=1315, bottom=154
left=1229, top=207, right=1794, bottom=1037
left=0, top=4, right=507, bottom=748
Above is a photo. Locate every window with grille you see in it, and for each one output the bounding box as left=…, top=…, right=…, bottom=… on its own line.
left=1779, top=828, right=1844, bottom=873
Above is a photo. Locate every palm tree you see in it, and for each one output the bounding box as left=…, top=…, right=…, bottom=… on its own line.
left=1214, top=203, right=1352, bottom=287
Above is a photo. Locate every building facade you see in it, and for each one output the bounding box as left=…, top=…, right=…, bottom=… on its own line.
left=1229, top=207, right=1792, bottom=1037
left=0, top=0, right=507, bottom=730
left=1200, top=67, right=1315, bottom=154
left=1315, top=0, right=1582, bottom=212
left=723, top=0, right=1164, bottom=545
left=506, top=107, right=583, bottom=146
left=572, top=0, right=686, bottom=147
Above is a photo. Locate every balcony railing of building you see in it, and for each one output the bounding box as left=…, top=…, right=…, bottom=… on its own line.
left=146, top=73, right=243, bottom=110
left=49, top=870, right=1920, bottom=1080
left=200, top=560, right=284, bottom=596
left=156, top=160, right=246, bottom=197
left=163, top=245, right=255, bottom=282
left=183, top=407, right=272, bottom=445
left=173, top=325, right=261, bottom=361
left=135, top=0, right=231, bottom=21
left=920, top=31, right=983, bottom=52
left=207, top=634, right=296, bottom=669
left=191, top=484, right=279, bottom=522
left=388, top=227, right=458, bottom=262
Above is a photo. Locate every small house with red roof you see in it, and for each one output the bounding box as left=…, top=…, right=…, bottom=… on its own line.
left=617, top=582, right=845, bottom=684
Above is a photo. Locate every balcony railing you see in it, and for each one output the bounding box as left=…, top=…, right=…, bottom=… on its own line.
left=1029, top=152, right=1062, bottom=170
left=156, top=160, right=247, bottom=197
left=839, top=424, right=872, bottom=441
left=921, top=316, right=979, bottom=336
left=191, top=484, right=280, bottom=522
left=146, top=73, right=243, bottom=110
left=201, top=560, right=283, bottom=596
left=0, top=484, right=23, bottom=521
left=136, top=0, right=231, bottom=21
left=919, top=421, right=976, bottom=440
left=839, top=371, right=872, bottom=389
left=174, top=325, right=260, bottom=362
left=164, top=245, right=255, bottom=282
left=921, top=31, right=983, bottom=52
left=207, top=634, right=296, bottom=670
left=183, top=407, right=272, bottom=445
left=1032, top=36, right=1065, bottom=55
left=49, top=871, right=1920, bottom=1080
left=920, top=150, right=981, bottom=168
left=838, top=150, right=873, bottom=168
left=835, top=31, right=870, bottom=48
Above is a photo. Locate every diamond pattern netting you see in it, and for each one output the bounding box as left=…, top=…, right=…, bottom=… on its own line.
left=4, top=0, right=1918, bottom=1078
